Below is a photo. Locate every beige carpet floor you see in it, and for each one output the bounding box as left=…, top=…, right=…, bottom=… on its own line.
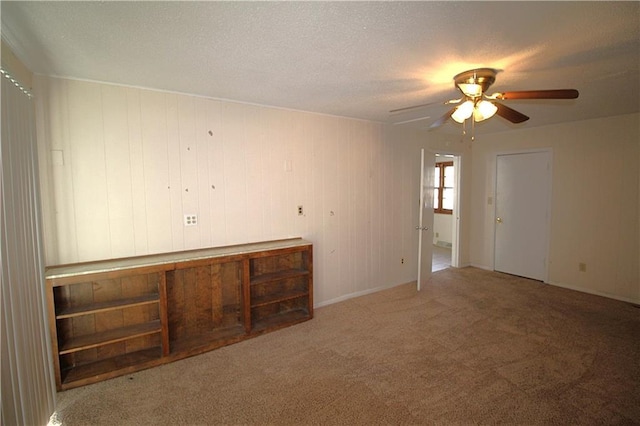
left=51, top=267, right=640, bottom=425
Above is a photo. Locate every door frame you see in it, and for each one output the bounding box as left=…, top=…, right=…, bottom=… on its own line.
left=493, top=148, right=553, bottom=282
left=451, top=154, right=461, bottom=268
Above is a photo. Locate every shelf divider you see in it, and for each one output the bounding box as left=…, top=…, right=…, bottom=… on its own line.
left=56, top=294, right=159, bottom=319
left=250, top=268, right=309, bottom=285
left=59, top=320, right=162, bottom=355
left=250, top=290, right=308, bottom=308
left=61, top=347, right=162, bottom=388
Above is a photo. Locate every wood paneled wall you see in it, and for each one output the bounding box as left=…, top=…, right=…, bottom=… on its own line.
left=34, top=76, right=428, bottom=306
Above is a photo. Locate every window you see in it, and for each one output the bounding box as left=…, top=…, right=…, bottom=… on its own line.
left=434, top=161, right=454, bottom=214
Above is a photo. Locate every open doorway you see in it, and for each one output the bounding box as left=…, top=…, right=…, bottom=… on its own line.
left=432, top=154, right=460, bottom=272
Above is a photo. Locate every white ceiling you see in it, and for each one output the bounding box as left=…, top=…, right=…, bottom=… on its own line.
left=2, top=1, right=639, bottom=135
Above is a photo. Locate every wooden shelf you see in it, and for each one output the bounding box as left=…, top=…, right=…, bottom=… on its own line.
left=59, top=320, right=162, bottom=355
left=251, top=309, right=310, bottom=334
left=169, top=324, right=246, bottom=354
left=61, top=347, right=162, bottom=388
left=46, top=238, right=312, bottom=390
left=250, top=290, right=308, bottom=308
left=250, top=268, right=309, bottom=285
left=248, top=245, right=312, bottom=335
left=56, top=294, right=159, bottom=319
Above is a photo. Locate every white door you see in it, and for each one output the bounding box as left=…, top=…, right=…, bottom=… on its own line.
left=416, top=149, right=435, bottom=290
left=495, top=151, right=551, bottom=281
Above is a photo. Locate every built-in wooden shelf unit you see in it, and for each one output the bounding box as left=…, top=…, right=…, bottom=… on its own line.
left=46, top=238, right=313, bottom=391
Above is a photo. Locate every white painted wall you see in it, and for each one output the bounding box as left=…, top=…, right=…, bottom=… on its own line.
left=34, top=76, right=455, bottom=306
left=433, top=214, right=453, bottom=246
left=469, top=113, right=640, bottom=303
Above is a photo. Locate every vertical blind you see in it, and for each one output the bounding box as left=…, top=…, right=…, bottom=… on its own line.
left=1, top=70, right=56, bottom=425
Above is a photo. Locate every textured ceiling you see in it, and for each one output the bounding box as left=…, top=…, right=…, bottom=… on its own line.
left=2, top=1, right=639, bottom=134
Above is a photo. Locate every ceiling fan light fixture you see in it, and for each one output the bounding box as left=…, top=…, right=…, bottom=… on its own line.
left=473, top=100, right=498, bottom=122
left=395, top=67, right=578, bottom=134
left=451, top=100, right=474, bottom=123
left=457, top=83, right=483, bottom=98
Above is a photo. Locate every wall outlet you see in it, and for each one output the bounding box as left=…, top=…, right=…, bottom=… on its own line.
left=578, top=262, right=586, bottom=272
left=436, top=232, right=439, bottom=238
left=297, top=205, right=303, bottom=216
left=184, top=214, right=197, bottom=226
left=401, top=258, right=404, bottom=264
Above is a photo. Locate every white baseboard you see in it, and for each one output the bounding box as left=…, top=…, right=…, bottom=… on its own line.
left=546, top=280, right=640, bottom=305
left=314, top=281, right=415, bottom=309
left=469, top=263, right=493, bottom=271
left=314, top=274, right=639, bottom=309
left=462, top=264, right=639, bottom=305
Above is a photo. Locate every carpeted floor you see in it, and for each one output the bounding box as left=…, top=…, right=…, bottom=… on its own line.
left=50, top=267, right=640, bottom=425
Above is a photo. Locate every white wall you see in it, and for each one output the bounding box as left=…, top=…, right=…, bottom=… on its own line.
left=469, top=113, right=640, bottom=303
left=34, top=76, right=449, bottom=306
left=433, top=214, right=453, bottom=246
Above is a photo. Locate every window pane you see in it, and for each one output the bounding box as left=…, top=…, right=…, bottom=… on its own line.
left=433, top=188, right=439, bottom=210
left=434, top=167, right=440, bottom=188
left=443, top=188, right=454, bottom=210
left=444, top=165, right=454, bottom=187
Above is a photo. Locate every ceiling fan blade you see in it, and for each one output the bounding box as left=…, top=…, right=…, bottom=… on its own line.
left=390, top=101, right=438, bottom=114
left=428, top=107, right=457, bottom=129
left=493, top=89, right=579, bottom=100
left=494, top=103, right=529, bottom=123
left=392, top=116, right=432, bottom=125
left=390, top=98, right=461, bottom=114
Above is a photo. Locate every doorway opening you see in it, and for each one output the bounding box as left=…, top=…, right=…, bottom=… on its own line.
left=432, top=153, right=460, bottom=272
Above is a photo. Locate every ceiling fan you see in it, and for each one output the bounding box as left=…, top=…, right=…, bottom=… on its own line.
left=391, top=68, right=579, bottom=131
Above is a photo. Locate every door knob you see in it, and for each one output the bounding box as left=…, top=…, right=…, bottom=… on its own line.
left=496, top=217, right=503, bottom=223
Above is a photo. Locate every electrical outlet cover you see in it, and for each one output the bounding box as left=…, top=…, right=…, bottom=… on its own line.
left=184, top=214, right=197, bottom=226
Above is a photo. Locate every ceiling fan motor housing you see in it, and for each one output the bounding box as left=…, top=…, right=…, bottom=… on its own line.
left=454, top=68, right=498, bottom=97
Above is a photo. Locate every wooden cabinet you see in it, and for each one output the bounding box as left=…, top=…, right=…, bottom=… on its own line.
left=249, top=248, right=312, bottom=333
left=46, top=266, right=172, bottom=389
left=46, top=238, right=312, bottom=390
left=166, top=259, right=246, bottom=355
